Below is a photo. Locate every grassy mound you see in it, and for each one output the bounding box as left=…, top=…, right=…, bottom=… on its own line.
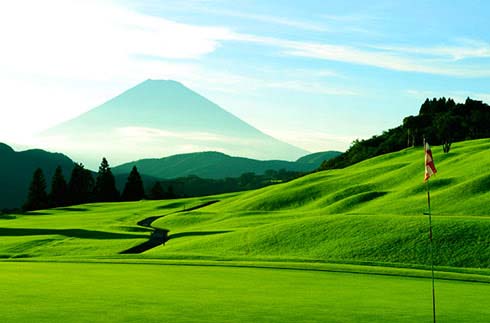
left=210, top=139, right=490, bottom=215
left=1, top=139, right=489, bottom=270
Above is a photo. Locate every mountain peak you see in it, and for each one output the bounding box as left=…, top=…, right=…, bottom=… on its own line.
left=40, top=80, right=309, bottom=168
left=140, top=78, right=185, bottom=88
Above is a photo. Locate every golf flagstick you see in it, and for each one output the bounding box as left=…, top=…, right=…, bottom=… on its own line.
left=424, top=140, right=437, bottom=323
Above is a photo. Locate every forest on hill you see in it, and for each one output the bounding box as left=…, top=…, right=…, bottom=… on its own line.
left=321, top=97, right=490, bottom=170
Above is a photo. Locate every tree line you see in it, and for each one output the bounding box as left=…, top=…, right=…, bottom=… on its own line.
left=321, top=97, right=490, bottom=170
left=23, top=158, right=145, bottom=211
left=23, top=158, right=303, bottom=211
left=152, top=169, right=302, bottom=199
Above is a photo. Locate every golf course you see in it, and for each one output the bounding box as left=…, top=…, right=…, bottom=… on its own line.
left=1, top=139, right=489, bottom=322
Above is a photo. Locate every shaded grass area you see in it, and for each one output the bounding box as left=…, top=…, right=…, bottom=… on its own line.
left=0, top=261, right=488, bottom=323
left=0, top=227, right=146, bottom=240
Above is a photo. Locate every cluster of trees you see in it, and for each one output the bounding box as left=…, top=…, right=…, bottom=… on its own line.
left=321, top=97, right=490, bottom=170
left=24, top=157, right=304, bottom=211
left=23, top=158, right=145, bottom=211
left=152, top=168, right=303, bottom=198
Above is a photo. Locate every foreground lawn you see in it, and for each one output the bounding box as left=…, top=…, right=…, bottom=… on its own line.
left=1, top=261, right=489, bottom=322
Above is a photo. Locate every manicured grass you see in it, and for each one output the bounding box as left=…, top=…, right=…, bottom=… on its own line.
left=1, top=261, right=489, bottom=323
left=1, top=140, right=489, bottom=269
left=0, top=197, right=220, bottom=258
left=1, top=140, right=489, bottom=322
left=208, top=139, right=490, bottom=215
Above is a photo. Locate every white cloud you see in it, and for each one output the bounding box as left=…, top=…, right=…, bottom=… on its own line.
left=115, top=127, right=243, bottom=144
left=372, top=40, right=490, bottom=61
left=266, top=129, right=356, bottom=152
left=233, top=34, right=490, bottom=77
left=193, top=8, right=329, bottom=32
left=180, top=67, right=357, bottom=97
left=0, top=0, right=234, bottom=81
left=278, top=42, right=490, bottom=77
left=0, top=0, right=236, bottom=143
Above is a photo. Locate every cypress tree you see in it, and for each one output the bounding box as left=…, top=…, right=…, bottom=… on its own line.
left=49, top=165, right=68, bottom=207
left=122, top=166, right=145, bottom=201
left=94, top=157, right=119, bottom=202
left=68, top=163, right=95, bottom=205
left=149, top=181, right=165, bottom=200
left=23, top=168, right=48, bottom=211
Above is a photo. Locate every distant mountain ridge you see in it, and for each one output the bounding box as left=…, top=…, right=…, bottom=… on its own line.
left=112, top=151, right=341, bottom=179
left=40, top=79, right=309, bottom=168
left=0, top=142, right=339, bottom=209
left=295, top=151, right=342, bottom=165
left=0, top=143, right=74, bottom=209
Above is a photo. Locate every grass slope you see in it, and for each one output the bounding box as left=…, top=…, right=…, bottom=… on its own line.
left=1, top=139, right=489, bottom=269
left=147, top=139, right=490, bottom=268
left=1, top=139, right=489, bottom=322
left=210, top=139, right=490, bottom=215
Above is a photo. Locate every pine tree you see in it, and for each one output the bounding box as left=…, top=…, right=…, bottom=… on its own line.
left=23, top=168, right=48, bottom=211
left=94, top=157, right=119, bottom=202
left=49, top=165, right=68, bottom=207
left=149, top=181, right=165, bottom=200
left=167, top=184, right=175, bottom=199
left=122, top=166, right=145, bottom=201
left=68, top=163, right=95, bottom=205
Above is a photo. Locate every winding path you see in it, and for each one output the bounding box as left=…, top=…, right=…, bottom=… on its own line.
left=120, top=200, right=219, bottom=254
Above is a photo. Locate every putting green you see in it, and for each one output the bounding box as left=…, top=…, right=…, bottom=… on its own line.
left=1, top=261, right=488, bottom=322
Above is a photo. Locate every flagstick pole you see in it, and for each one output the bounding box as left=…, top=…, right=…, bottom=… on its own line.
left=426, top=179, right=436, bottom=323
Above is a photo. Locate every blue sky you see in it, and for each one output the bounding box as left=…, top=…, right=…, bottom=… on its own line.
left=1, top=0, right=489, bottom=153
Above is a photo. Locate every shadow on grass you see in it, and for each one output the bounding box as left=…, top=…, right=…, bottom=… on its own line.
left=177, top=200, right=220, bottom=213
left=168, top=230, right=232, bottom=240
left=0, top=214, right=17, bottom=220
left=54, top=207, right=90, bottom=212
left=156, top=202, right=185, bottom=210
left=0, top=228, right=147, bottom=240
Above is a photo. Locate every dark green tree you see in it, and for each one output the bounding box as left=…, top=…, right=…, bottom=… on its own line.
left=94, top=157, right=119, bottom=202
left=23, top=168, right=48, bottom=211
left=68, top=163, right=94, bottom=205
left=122, top=166, right=145, bottom=201
left=49, top=165, right=68, bottom=207
left=167, top=184, right=175, bottom=199
left=149, top=181, right=165, bottom=200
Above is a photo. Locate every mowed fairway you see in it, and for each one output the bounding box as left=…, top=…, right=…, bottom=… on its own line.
left=1, top=261, right=489, bottom=323
left=1, top=139, right=490, bottom=322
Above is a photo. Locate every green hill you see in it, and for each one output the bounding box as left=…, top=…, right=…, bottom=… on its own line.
left=0, top=143, right=74, bottom=210
left=210, top=138, right=490, bottom=215
left=113, top=150, right=341, bottom=179
left=295, top=150, right=341, bottom=165
left=1, top=139, right=489, bottom=270
left=0, top=142, right=166, bottom=210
